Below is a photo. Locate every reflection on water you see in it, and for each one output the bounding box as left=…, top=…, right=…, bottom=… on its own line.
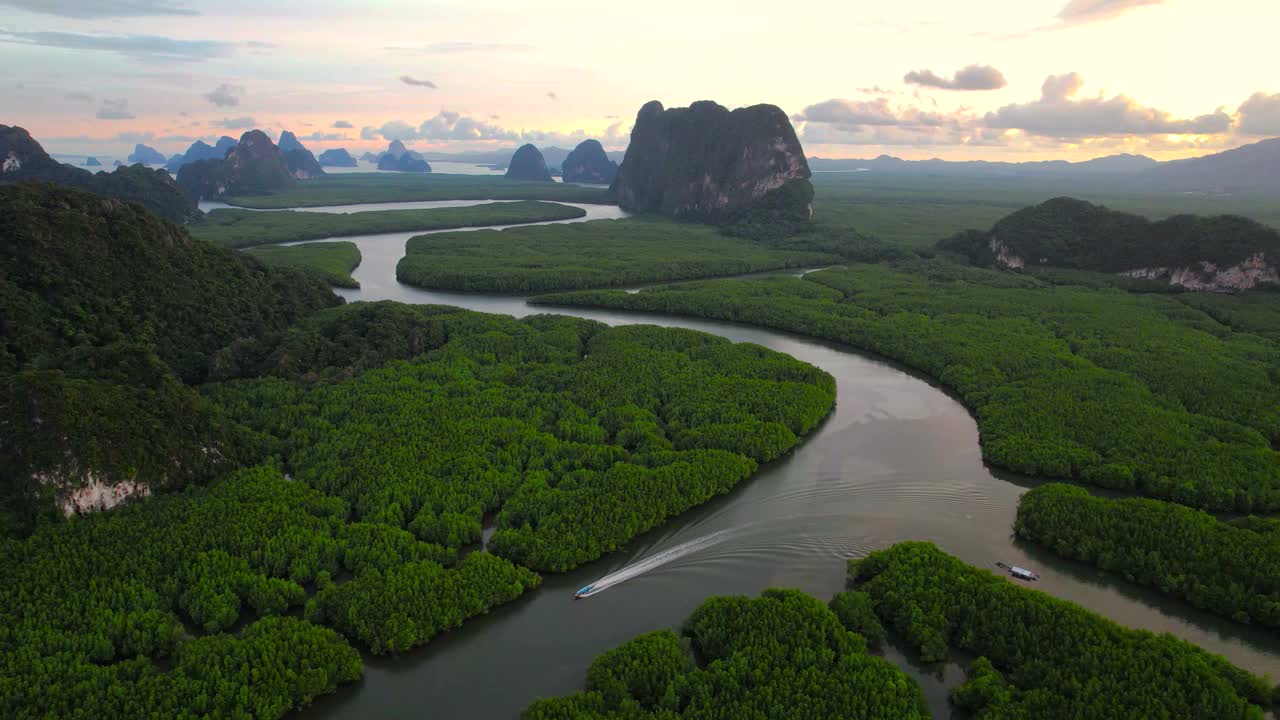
left=261, top=202, right=1280, bottom=720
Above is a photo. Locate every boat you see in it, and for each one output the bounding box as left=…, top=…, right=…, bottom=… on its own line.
left=996, top=562, right=1040, bottom=581
left=574, top=585, right=594, bottom=599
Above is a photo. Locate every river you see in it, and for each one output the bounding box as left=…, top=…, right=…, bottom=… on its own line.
left=204, top=199, right=1280, bottom=718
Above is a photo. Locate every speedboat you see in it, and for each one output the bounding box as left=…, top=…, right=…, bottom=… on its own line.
left=574, top=585, right=593, bottom=599
left=996, top=562, right=1040, bottom=581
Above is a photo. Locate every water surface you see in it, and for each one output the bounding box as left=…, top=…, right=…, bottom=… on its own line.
left=265, top=201, right=1280, bottom=719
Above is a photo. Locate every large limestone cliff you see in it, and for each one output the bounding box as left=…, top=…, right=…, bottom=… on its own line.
left=177, top=129, right=296, bottom=199
left=610, top=100, right=812, bottom=220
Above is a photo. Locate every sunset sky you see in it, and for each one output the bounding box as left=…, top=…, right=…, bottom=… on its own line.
left=2, top=0, right=1277, bottom=162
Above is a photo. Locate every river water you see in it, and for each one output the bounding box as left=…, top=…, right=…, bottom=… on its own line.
left=213, top=200, right=1280, bottom=718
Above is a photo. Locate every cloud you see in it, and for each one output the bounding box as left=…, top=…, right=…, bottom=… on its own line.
left=857, top=86, right=892, bottom=95
left=360, top=112, right=631, bottom=148
left=400, top=75, right=438, bottom=88
left=0, top=0, right=197, bottom=17
left=984, top=73, right=1231, bottom=138
left=547, top=92, right=558, bottom=101
left=212, top=116, right=256, bottom=129
left=1056, top=0, right=1163, bottom=25
left=905, top=65, right=1007, bottom=91
left=385, top=41, right=533, bottom=53
left=112, top=130, right=155, bottom=143
left=1236, top=92, right=1280, bottom=136
left=794, top=98, right=955, bottom=129
left=299, top=131, right=348, bottom=142
left=64, top=90, right=93, bottom=102
left=332, top=120, right=353, bottom=128
left=96, top=98, right=135, bottom=120
left=203, top=83, right=243, bottom=107
left=0, top=29, right=234, bottom=60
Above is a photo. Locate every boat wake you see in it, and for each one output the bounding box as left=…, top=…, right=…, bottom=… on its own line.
left=577, top=528, right=737, bottom=598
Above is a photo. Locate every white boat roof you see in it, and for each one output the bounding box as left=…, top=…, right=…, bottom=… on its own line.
left=1011, top=566, right=1034, bottom=574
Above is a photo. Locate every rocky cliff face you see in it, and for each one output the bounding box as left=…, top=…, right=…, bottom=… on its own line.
left=561, top=139, right=618, bottom=184
left=1121, top=253, right=1278, bottom=292
left=0, top=124, right=197, bottom=222
left=177, top=130, right=295, bottom=199
left=128, top=144, right=166, bottom=165
left=277, top=130, right=305, bottom=154
left=505, top=144, right=553, bottom=181
left=376, top=140, right=431, bottom=172
left=610, top=100, right=812, bottom=220
left=285, top=148, right=325, bottom=179
left=318, top=148, right=357, bottom=167
left=165, top=136, right=237, bottom=173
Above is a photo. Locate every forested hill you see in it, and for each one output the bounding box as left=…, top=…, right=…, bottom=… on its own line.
left=0, top=184, right=339, bottom=533
left=0, top=125, right=198, bottom=223
left=939, top=197, right=1280, bottom=291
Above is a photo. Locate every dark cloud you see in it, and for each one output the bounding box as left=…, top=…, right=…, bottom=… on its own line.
left=0, top=0, right=197, bottom=17
left=96, top=98, right=135, bottom=120
left=64, top=90, right=93, bottom=102
left=984, top=73, right=1230, bottom=138
left=385, top=42, right=534, bottom=53
left=905, top=65, right=1007, bottom=91
left=1057, top=0, right=1163, bottom=24
left=212, top=116, right=256, bottom=129
left=331, top=120, right=353, bottom=128
left=1237, top=92, right=1280, bottom=136
left=547, top=92, right=558, bottom=101
left=203, top=83, right=243, bottom=108
left=0, top=29, right=234, bottom=60
left=399, top=75, right=438, bottom=89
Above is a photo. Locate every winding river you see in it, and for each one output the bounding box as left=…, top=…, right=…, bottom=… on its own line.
left=203, top=199, right=1280, bottom=718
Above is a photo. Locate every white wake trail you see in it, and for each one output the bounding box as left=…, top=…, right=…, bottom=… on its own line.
left=579, top=528, right=736, bottom=597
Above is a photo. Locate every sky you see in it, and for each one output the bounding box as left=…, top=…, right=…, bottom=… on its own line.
left=2, top=0, right=1278, bottom=162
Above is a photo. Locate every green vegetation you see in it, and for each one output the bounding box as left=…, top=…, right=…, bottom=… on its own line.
left=1015, top=483, right=1280, bottom=627
left=225, top=173, right=613, bottom=208
left=246, top=242, right=362, bottom=287
left=0, top=466, right=370, bottom=719
left=537, top=260, right=1280, bottom=512
left=522, top=588, right=927, bottom=719
left=845, top=542, right=1275, bottom=718
left=0, top=184, right=338, bottom=534
left=192, top=201, right=588, bottom=248
left=396, top=217, right=840, bottom=293
left=938, top=196, right=1280, bottom=272
left=207, top=310, right=835, bottom=571
left=1180, top=288, right=1280, bottom=341
left=810, top=172, right=1280, bottom=250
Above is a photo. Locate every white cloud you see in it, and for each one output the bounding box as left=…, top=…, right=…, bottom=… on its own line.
left=212, top=116, right=256, bottom=129
left=96, top=98, right=135, bottom=120
left=0, top=29, right=234, bottom=60
left=0, top=0, right=197, bottom=17
left=984, top=73, right=1231, bottom=138
left=203, top=83, right=244, bottom=107
left=1236, top=92, right=1280, bottom=136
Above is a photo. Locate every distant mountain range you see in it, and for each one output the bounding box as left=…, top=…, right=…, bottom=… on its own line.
left=421, top=146, right=626, bottom=170
left=808, top=137, right=1280, bottom=194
